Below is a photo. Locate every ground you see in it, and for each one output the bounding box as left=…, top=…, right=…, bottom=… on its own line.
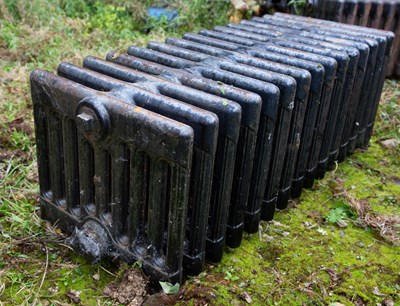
left=0, top=1, right=399, bottom=305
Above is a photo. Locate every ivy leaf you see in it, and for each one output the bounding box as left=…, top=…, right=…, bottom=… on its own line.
left=159, top=281, right=180, bottom=294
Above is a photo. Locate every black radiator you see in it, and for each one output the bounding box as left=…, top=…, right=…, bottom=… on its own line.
left=260, top=0, right=400, bottom=77
left=31, top=14, right=392, bottom=284
left=313, top=0, right=400, bottom=76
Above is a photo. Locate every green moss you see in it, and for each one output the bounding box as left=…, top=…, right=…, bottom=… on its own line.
left=184, top=125, right=400, bottom=304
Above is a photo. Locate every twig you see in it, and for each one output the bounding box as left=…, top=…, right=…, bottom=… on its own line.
left=99, top=265, right=117, bottom=277
left=320, top=191, right=345, bottom=206
left=2, top=155, right=14, bottom=183
left=332, top=160, right=339, bottom=174
left=58, top=243, right=74, bottom=251
left=0, top=282, right=5, bottom=296
left=31, top=243, right=49, bottom=306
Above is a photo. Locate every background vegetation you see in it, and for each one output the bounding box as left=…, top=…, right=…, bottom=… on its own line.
left=0, top=0, right=399, bottom=305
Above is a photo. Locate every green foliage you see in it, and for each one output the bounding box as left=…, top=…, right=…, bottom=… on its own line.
left=0, top=21, right=19, bottom=50
left=288, top=0, right=307, bottom=15
left=83, top=1, right=153, bottom=35
left=60, top=0, right=94, bottom=18
left=159, top=281, right=180, bottom=294
left=145, top=14, right=175, bottom=32
left=173, top=0, right=231, bottom=32
left=224, top=269, right=240, bottom=281
left=3, top=0, right=22, bottom=20
left=2, top=0, right=65, bottom=26
left=325, top=200, right=358, bottom=225
left=132, top=260, right=143, bottom=268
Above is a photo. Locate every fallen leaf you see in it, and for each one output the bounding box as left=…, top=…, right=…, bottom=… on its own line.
left=322, top=268, right=341, bottom=282
left=383, top=299, right=394, bottom=306
left=380, top=139, right=400, bottom=149
left=270, top=220, right=289, bottom=228
left=159, top=281, right=180, bottom=295
left=241, top=291, right=252, bottom=303
left=301, top=287, right=315, bottom=297
left=66, top=290, right=81, bottom=304
left=317, top=228, right=328, bottom=236
left=372, top=286, right=385, bottom=296
left=336, top=219, right=348, bottom=228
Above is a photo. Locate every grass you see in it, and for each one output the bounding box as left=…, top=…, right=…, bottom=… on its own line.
left=0, top=1, right=399, bottom=305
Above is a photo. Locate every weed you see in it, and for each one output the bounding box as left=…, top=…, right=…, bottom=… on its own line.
left=160, top=281, right=180, bottom=294
left=288, top=0, right=307, bottom=15
left=325, top=200, right=358, bottom=227
left=224, top=269, right=240, bottom=282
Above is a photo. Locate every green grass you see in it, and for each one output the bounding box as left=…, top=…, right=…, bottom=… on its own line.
left=0, top=1, right=399, bottom=305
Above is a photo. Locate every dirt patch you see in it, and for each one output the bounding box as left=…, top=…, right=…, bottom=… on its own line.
left=144, top=285, right=217, bottom=306
left=7, top=117, right=33, bottom=134
left=103, top=268, right=149, bottom=306
left=103, top=267, right=217, bottom=306
left=0, top=117, right=34, bottom=153
left=0, top=148, right=24, bottom=162
left=0, top=45, right=21, bottom=63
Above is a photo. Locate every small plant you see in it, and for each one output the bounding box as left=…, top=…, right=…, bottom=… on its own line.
left=325, top=200, right=358, bottom=227
left=159, top=281, right=180, bottom=294
left=224, top=268, right=240, bottom=281
left=288, top=0, right=307, bottom=15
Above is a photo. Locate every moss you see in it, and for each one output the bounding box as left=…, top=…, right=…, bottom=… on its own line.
left=184, top=125, right=400, bottom=304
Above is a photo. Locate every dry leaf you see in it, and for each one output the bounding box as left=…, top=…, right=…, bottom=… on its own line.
left=230, top=0, right=248, bottom=11
left=66, top=290, right=81, bottom=304
left=383, top=299, right=394, bottom=306
left=372, top=286, right=385, bottom=296
left=380, top=138, right=400, bottom=149
left=241, top=291, right=252, bottom=304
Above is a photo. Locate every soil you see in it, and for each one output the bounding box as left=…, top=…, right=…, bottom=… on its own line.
left=102, top=267, right=218, bottom=305
left=0, top=45, right=21, bottom=63
left=103, top=268, right=149, bottom=306
left=7, top=117, right=33, bottom=134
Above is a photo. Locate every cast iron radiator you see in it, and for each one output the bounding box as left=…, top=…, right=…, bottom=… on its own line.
left=261, top=0, right=400, bottom=77
left=308, top=0, right=400, bottom=77
left=30, top=14, right=393, bottom=284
